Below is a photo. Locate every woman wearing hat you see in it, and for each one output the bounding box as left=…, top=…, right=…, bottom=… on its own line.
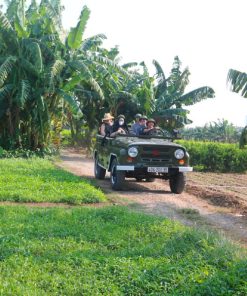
left=100, top=113, right=114, bottom=136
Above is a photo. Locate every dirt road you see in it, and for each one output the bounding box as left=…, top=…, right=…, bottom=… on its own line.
left=58, top=149, right=247, bottom=247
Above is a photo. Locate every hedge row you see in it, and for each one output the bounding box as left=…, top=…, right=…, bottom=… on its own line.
left=177, top=140, right=247, bottom=173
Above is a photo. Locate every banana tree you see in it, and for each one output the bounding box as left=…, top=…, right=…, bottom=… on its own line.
left=152, top=56, right=215, bottom=131
left=227, top=68, right=247, bottom=148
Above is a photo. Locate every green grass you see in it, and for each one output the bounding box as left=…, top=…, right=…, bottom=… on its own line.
left=0, top=206, right=246, bottom=295
left=0, top=158, right=106, bottom=204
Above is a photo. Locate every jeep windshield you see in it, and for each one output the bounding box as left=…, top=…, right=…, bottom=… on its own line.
left=113, top=128, right=176, bottom=140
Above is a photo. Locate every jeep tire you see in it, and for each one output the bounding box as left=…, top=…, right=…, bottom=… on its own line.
left=110, top=159, right=125, bottom=190
left=94, top=156, right=106, bottom=179
left=169, top=172, right=185, bottom=194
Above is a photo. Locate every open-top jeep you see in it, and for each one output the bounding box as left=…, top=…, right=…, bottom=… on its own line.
left=94, top=129, right=193, bottom=194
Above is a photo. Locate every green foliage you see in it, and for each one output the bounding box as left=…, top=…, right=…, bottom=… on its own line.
left=239, top=126, right=247, bottom=149
left=67, top=6, right=90, bottom=50
left=181, top=119, right=241, bottom=143
left=0, top=158, right=106, bottom=204
left=0, top=146, right=57, bottom=158
left=0, top=206, right=246, bottom=295
left=177, top=140, right=247, bottom=172
left=152, top=57, right=215, bottom=130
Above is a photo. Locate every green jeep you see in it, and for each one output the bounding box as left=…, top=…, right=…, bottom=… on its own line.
left=94, top=129, right=193, bottom=194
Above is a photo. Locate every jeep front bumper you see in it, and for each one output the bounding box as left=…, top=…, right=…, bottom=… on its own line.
left=116, top=165, right=193, bottom=172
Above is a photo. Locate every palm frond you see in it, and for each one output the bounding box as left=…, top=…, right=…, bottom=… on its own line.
left=58, top=89, right=81, bottom=114
left=95, top=64, right=120, bottom=91
left=19, top=57, right=40, bottom=77
left=122, top=62, right=138, bottom=69
left=63, top=76, right=82, bottom=92
left=89, top=77, right=104, bottom=101
left=227, top=69, right=247, bottom=98
left=0, top=56, right=16, bottom=87
left=22, top=40, right=43, bottom=73
left=14, top=17, right=29, bottom=38
left=50, top=59, right=65, bottom=78
left=153, top=59, right=167, bottom=87
left=110, top=91, right=134, bottom=100
left=67, top=6, right=90, bottom=50
left=93, top=55, right=131, bottom=78
left=69, top=60, right=92, bottom=80
left=0, top=10, right=13, bottom=31
left=153, top=59, right=168, bottom=101
left=81, top=34, right=107, bottom=51
left=0, top=84, right=13, bottom=102
left=180, top=86, right=215, bottom=106
left=16, top=80, right=31, bottom=107
left=40, top=0, right=63, bottom=29
left=26, top=0, right=38, bottom=18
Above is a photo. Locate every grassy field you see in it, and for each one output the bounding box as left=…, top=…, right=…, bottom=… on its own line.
left=0, top=206, right=246, bottom=295
left=0, top=158, right=106, bottom=204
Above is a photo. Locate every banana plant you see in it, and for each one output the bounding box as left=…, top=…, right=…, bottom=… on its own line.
left=152, top=56, right=215, bottom=130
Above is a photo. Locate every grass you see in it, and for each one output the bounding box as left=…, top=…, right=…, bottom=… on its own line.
left=0, top=158, right=106, bottom=204
left=0, top=206, right=246, bottom=295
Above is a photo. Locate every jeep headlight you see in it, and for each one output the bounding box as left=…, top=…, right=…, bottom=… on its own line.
left=128, top=147, right=138, bottom=158
left=174, top=149, right=184, bottom=159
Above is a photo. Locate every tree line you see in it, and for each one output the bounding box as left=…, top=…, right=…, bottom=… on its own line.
left=0, top=0, right=215, bottom=150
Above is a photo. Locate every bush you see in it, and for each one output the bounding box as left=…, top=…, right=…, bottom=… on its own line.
left=177, top=140, right=247, bottom=173
left=0, top=147, right=58, bottom=159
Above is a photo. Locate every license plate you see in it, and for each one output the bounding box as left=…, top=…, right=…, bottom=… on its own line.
left=147, top=167, right=168, bottom=173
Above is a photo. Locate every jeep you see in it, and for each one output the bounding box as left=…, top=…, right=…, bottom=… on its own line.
left=94, top=129, right=193, bottom=194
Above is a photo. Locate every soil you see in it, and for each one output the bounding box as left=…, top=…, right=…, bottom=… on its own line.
left=57, top=148, right=247, bottom=247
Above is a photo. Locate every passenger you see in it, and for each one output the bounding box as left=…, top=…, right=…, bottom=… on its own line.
left=135, top=115, right=148, bottom=135
left=131, top=113, right=142, bottom=135
left=141, top=118, right=157, bottom=135
left=110, top=114, right=129, bottom=137
left=100, top=113, right=114, bottom=136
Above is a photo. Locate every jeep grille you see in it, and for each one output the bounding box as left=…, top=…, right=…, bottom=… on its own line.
left=140, top=146, right=172, bottom=163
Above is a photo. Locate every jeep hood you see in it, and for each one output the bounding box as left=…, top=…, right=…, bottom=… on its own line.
left=114, top=136, right=183, bottom=148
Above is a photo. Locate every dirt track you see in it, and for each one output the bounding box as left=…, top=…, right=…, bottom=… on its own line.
left=58, top=149, right=247, bottom=247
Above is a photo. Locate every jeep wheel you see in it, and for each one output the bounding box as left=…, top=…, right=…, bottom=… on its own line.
left=146, top=177, right=155, bottom=182
left=94, top=156, right=106, bottom=179
left=135, top=177, right=143, bottom=182
left=169, top=172, right=186, bottom=194
left=110, top=159, right=125, bottom=190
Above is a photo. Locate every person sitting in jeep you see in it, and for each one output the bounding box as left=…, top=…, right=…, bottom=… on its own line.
left=134, top=115, right=148, bottom=135
left=110, top=114, right=129, bottom=137
left=99, top=113, right=114, bottom=136
left=141, top=118, right=157, bottom=135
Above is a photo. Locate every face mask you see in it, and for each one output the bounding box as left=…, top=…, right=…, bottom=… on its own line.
left=119, top=119, right=124, bottom=126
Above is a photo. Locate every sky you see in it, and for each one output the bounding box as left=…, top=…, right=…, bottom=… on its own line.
left=60, top=0, right=247, bottom=127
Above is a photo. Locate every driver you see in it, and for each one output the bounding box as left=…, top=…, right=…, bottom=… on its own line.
left=141, top=118, right=157, bottom=135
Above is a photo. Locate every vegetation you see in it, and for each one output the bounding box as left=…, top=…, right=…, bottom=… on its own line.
left=181, top=119, right=242, bottom=143
left=178, top=140, right=247, bottom=172
left=152, top=57, right=215, bottom=130
left=0, top=158, right=106, bottom=204
left=227, top=69, right=247, bottom=148
left=0, top=1, right=215, bottom=151
left=0, top=206, right=246, bottom=295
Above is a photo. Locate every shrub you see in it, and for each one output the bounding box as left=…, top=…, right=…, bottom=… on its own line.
left=177, top=140, right=247, bottom=173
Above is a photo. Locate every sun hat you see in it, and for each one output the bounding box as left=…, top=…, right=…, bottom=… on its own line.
left=102, top=113, right=114, bottom=122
